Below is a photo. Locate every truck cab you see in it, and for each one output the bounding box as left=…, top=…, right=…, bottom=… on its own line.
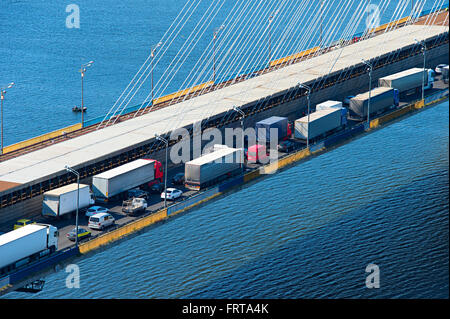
left=424, top=69, right=435, bottom=90
left=247, top=144, right=268, bottom=164
left=144, top=159, right=163, bottom=187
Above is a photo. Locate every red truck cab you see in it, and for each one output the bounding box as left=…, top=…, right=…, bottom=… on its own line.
left=247, top=144, right=268, bottom=163
left=142, top=159, right=163, bottom=186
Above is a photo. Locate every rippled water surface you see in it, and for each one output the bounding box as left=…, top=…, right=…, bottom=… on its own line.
left=6, top=100, right=449, bottom=299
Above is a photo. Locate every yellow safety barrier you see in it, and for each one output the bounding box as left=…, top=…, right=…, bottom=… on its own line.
left=78, top=209, right=167, bottom=254
left=414, top=99, right=425, bottom=109
left=369, top=16, right=411, bottom=33
left=3, top=123, right=82, bottom=154
left=169, top=192, right=223, bottom=217
left=154, top=81, right=214, bottom=105
left=243, top=169, right=260, bottom=183
left=270, top=47, right=320, bottom=68
left=260, top=148, right=311, bottom=174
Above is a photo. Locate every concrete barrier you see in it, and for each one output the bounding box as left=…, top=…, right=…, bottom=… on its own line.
left=78, top=209, right=167, bottom=254
left=3, top=123, right=82, bottom=154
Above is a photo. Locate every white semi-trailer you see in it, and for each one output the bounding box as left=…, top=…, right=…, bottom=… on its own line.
left=294, top=107, right=342, bottom=141
left=378, top=67, right=434, bottom=96
left=0, top=224, right=59, bottom=272
left=42, top=183, right=94, bottom=217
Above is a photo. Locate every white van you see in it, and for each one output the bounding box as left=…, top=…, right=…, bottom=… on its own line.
left=88, top=213, right=115, bottom=230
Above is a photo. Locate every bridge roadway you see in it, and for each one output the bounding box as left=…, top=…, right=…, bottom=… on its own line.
left=0, top=24, right=448, bottom=209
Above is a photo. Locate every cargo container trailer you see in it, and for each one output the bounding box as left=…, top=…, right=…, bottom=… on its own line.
left=378, top=67, right=434, bottom=98
left=349, top=87, right=395, bottom=119
left=42, top=183, right=94, bottom=218
left=294, top=107, right=343, bottom=142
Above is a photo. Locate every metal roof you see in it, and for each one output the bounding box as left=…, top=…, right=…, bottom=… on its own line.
left=0, top=224, right=47, bottom=246
left=44, top=183, right=89, bottom=196
left=0, top=24, right=447, bottom=189
left=379, top=67, right=424, bottom=80
left=187, top=147, right=240, bottom=166
left=352, top=86, right=393, bottom=101
left=94, top=159, right=154, bottom=179
left=295, top=107, right=340, bottom=123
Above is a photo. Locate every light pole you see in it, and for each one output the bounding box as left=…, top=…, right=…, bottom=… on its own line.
left=415, top=39, right=426, bottom=101
left=298, top=83, right=311, bottom=148
left=151, top=42, right=162, bottom=104
left=362, top=59, right=373, bottom=124
left=155, top=134, right=168, bottom=208
left=64, top=165, right=80, bottom=247
left=1, top=82, right=14, bottom=155
left=80, top=61, right=94, bottom=128
left=233, top=106, right=245, bottom=167
left=212, top=26, right=224, bottom=83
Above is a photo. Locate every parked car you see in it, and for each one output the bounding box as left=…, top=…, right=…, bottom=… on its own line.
left=172, top=173, right=185, bottom=185
left=150, top=182, right=164, bottom=194
left=66, top=227, right=91, bottom=241
left=435, top=64, right=448, bottom=74
left=85, top=206, right=109, bottom=218
left=127, top=188, right=149, bottom=200
left=13, top=219, right=36, bottom=230
left=88, top=213, right=115, bottom=230
left=278, top=140, right=295, bottom=153
left=161, top=188, right=183, bottom=201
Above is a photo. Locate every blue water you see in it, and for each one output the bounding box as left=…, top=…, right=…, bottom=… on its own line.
left=5, top=100, right=448, bottom=299
left=0, top=0, right=444, bottom=145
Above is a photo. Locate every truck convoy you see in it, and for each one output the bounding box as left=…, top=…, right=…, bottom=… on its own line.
left=378, top=67, right=434, bottom=97
left=92, top=159, right=163, bottom=202
left=42, top=183, right=95, bottom=218
left=185, top=145, right=243, bottom=190
left=0, top=224, right=59, bottom=275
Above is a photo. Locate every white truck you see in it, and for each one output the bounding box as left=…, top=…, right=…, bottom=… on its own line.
left=42, top=183, right=95, bottom=217
left=378, top=67, right=434, bottom=97
left=92, top=159, right=163, bottom=202
left=0, top=224, right=59, bottom=273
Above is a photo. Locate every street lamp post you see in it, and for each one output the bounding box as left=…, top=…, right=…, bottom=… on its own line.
left=64, top=165, right=80, bottom=247
left=1, top=82, right=14, bottom=155
left=233, top=106, right=245, bottom=168
left=298, top=83, right=311, bottom=148
left=362, top=59, right=373, bottom=124
left=213, top=26, right=224, bottom=83
left=155, top=134, right=168, bottom=208
left=415, top=39, right=426, bottom=101
left=80, top=61, right=94, bottom=128
left=151, top=42, right=162, bottom=104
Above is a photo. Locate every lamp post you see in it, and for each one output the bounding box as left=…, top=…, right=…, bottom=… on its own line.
left=362, top=59, right=373, bottom=124
left=415, top=39, right=426, bottom=101
left=151, top=42, right=162, bottom=104
left=298, top=83, right=311, bottom=148
left=64, top=165, right=80, bottom=247
left=1, top=82, right=14, bottom=155
left=80, top=61, right=94, bottom=128
left=155, top=134, right=168, bottom=208
left=233, top=106, right=245, bottom=167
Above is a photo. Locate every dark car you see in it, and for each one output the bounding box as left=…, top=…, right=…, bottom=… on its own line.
left=127, top=188, right=149, bottom=200
left=278, top=140, right=295, bottom=153
left=66, top=227, right=91, bottom=242
left=150, top=182, right=164, bottom=194
left=172, top=173, right=185, bottom=185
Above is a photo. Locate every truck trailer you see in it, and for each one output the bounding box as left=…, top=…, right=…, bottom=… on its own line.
left=315, top=100, right=348, bottom=126
left=378, top=67, right=434, bottom=97
left=42, top=183, right=94, bottom=217
left=349, top=87, right=395, bottom=119
left=294, top=107, right=342, bottom=141
left=0, top=224, right=59, bottom=274
left=255, top=116, right=290, bottom=144
left=185, top=146, right=243, bottom=190
left=92, top=159, right=163, bottom=202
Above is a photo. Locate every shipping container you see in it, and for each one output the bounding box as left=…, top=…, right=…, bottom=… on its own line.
left=378, top=68, right=428, bottom=93
left=42, top=183, right=94, bottom=217
left=315, top=100, right=348, bottom=126
left=185, top=146, right=242, bottom=189
left=294, top=108, right=342, bottom=140
left=92, top=159, right=158, bottom=200
left=443, top=65, right=449, bottom=83
left=0, top=224, right=58, bottom=270
left=349, top=87, right=395, bottom=118
left=255, top=116, right=288, bottom=143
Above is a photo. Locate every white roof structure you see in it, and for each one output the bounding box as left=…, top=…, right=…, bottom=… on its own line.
left=379, top=67, right=424, bottom=80
left=352, top=87, right=393, bottom=101
left=0, top=24, right=447, bottom=189
left=0, top=224, right=46, bottom=246
left=187, top=146, right=240, bottom=166
left=44, top=183, right=89, bottom=196
left=93, top=159, right=154, bottom=180
left=296, top=108, right=340, bottom=123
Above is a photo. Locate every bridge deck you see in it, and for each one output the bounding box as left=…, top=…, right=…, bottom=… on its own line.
left=0, top=24, right=447, bottom=190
